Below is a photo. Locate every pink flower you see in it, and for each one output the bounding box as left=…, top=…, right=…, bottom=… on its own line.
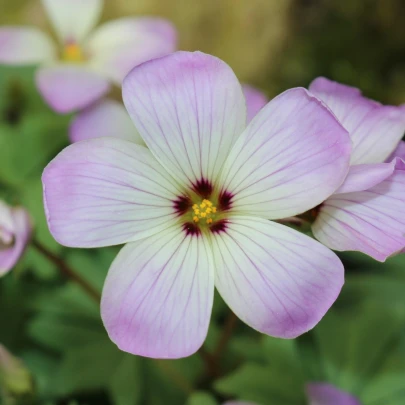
left=0, top=200, right=31, bottom=276
left=0, top=0, right=177, bottom=114
left=42, top=51, right=351, bottom=358
left=242, top=84, right=269, bottom=123
left=69, top=99, right=145, bottom=144
left=223, top=383, right=361, bottom=405
left=307, top=77, right=405, bottom=261
left=306, top=383, right=361, bottom=405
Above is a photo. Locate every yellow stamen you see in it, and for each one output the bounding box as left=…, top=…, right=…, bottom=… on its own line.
left=191, top=198, right=217, bottom=225
left=62, top=43, right=84, bottom=63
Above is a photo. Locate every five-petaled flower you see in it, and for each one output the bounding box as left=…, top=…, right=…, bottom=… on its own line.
left=306, top=78, right=405, bottom=261
left=0, top=200, right=32, bottom=276
left=0, top=0, right=177, bottom=113
left=42, top=51, right=352, bottom=359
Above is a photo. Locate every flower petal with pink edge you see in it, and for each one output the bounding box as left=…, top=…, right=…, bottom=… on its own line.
left=242, top=84, right=268, bottom=123
left=313, top=162, right=405, bottom=261
left=0, top=27, right=56, bottom=65
left=334, top=162, right=395, bottom=194
left=36, top=65, right=110, bottom=113
left=42, top=137, right=183, bottom=248
left=69, top=99, right=144, bottom=144
left=309, top=77, right=405, bottom=164
left=219, top=88, right=351, bottom=219
left=306, top=383, right=361, bottom=405
left=101, top=225, right=214, bottom=359
left=0, top=202, right=32, bottom=276
left=211, top=217, right=344, bottom=339
left=41, top=0, right=102, bottom=43
left=87, top=17, right=177, bottom=83
left=123, top=51, right=246, bottom=188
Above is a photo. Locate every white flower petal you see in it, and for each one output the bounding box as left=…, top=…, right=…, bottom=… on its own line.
left=219, top=88, right=351, bottom=219
left=101, top=225, right=214, bottom=358
left=211, top=216, right=344, bottom=338
left=123, top=51, right=246, bottom=189
left=309, top=77, right=405, bottom=164
left=42, top=137, right=183, bottom=248
left=313, top=164, right=405, bottom=261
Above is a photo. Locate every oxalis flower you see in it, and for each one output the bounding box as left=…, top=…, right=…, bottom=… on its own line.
left=224, top=383, right=361, bottom=405
left=305, top=78, right=405, bottom=261
left=68, top=84, right=267, bottom=143
left=42, top=51, right=351, bottom=358
left=0, top=200, right=32, bottom=276
left=0, top=0, right=176, bottom=113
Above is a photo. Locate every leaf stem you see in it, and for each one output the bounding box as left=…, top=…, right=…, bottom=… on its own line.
left=31, top=238, right=101, bottom=303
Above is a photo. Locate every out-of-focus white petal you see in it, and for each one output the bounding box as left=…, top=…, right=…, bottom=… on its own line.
left=41, top=0, right=103, bottom=43
left=87, top=17, right=177, bottom=83
left=0, top=27, right=56, bottom=64
left=36, top=65, right=110, bottom=113
left=69, top=99, right=144, bottom=144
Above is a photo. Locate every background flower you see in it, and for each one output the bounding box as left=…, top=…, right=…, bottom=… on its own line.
left=307, top=78, right=405, bottom=261
left=0, top=200, right=31, bottom=276
left=0, top=0, right=177, bottom=113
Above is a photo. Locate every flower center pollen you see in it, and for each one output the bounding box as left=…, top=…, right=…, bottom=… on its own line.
left=192, top=199, right=217, bottom=225
left=62, top=43, right=84, bottom=63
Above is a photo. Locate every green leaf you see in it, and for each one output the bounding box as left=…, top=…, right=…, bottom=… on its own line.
left=314, top=303, right=405, bottom=395
left=215, top=362, right=304, bottom=405
left=108, top=355, right=142, bottom=405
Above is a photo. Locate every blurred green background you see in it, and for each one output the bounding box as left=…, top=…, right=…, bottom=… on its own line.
left=1, top=0, right=405, bottom=404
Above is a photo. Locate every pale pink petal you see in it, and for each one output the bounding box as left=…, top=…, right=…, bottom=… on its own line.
left=334, top=162, right=395, bottom=194
left=101, top=225, right=214, bottom=358
left=69, top=99, right=144, bottom=144
left=42, top=137, right=182, bottom=248
left=0, top=202, right=32, bottom=276
left=41, top=0, right=102, bottom=43
left=87, top=17, right=177, bottom=83
left=211, top=217, right=344, bottom=339
left=242, top=84, right=268, bottom=123
left=309, top=77, right=405, bottom=164
left=219, top=88, right=351, bottom=219
left=306, top=383, right=361, bottom=405
left=35, top=65, right=110, bottom=113
left=313, top=162, right=405, bottom=261
left=0, top=27, right=56, bottom=64
left=123, top=51, right=246, bottom=188
left=388, top=140, right=405, bottom=161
